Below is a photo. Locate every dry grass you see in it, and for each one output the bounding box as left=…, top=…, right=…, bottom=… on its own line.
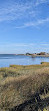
left=0, top=62, right=49, bottom=110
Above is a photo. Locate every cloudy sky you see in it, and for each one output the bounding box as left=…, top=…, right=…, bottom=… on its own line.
left=0, top=0, right=49, bottom=54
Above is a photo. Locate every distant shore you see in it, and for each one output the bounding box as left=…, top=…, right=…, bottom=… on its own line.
left=16, top=52, right=49, bottom=57
left=0, top=52, right=49, bottom=57
left=31, top=54, right=49, bottom=57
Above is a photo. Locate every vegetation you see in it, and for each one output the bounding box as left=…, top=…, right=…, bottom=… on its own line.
left=0, top=62, right=49, bottom=111
left=37, top=52, right=46, bottom=55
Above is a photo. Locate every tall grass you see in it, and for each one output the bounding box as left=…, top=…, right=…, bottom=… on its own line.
left=0, top=62, right=49, bottom=110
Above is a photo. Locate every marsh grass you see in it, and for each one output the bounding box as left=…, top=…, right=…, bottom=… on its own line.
left=0, top=62, right=49, bottom=110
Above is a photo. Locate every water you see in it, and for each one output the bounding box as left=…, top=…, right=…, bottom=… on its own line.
left=0, top=54, right=49, bottom=67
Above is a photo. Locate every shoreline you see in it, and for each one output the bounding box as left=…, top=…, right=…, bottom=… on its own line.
left=32, top=54, right=49, bottom=57
left=17, top=54, right=49, bottom=57
left=0, top=53, right=49, bottom=57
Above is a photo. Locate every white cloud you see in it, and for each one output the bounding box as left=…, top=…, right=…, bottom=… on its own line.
left=35, top=0, right=48, bottom=6
left=1, top=42, right=49, bottom=53
left=0, top=43, right=35, bottom=47
left=0, top=0, right=48, bottom=22
left=41, top=43, right=49, bottom=46
left=0, top=1, right=36, bottom=22
left=0, top=0, right=49, bottom=30
left=25, top=17, right=49, bottom=26
left=15, top=17, right=49, bottom=28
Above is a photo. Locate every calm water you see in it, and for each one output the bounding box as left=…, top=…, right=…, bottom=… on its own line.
left=0, top=54, right=49, bottom=67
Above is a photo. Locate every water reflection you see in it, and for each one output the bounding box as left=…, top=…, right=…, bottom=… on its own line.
left=0, top=55, right=49, bottom=67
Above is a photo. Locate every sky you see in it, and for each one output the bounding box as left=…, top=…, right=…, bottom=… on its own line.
left=0, top=0, right=49, bottom=54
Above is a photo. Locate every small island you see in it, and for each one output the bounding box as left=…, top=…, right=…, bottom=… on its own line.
left=17, top=52, right=49, bottom=57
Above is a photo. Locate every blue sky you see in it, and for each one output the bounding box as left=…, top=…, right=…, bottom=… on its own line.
left=0, top=0, right=49, bottom=54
